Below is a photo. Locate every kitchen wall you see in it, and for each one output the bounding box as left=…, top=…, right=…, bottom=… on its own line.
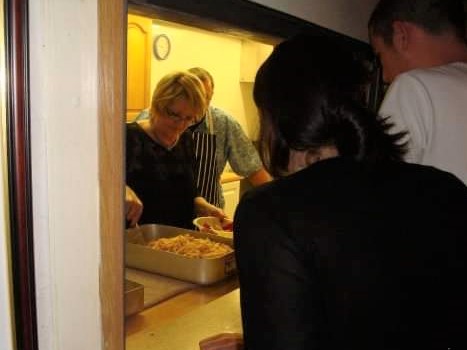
left=147, top=19, right=273, bottom=140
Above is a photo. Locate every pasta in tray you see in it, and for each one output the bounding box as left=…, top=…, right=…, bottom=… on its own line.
left=147, top=234, right=233, bottom=259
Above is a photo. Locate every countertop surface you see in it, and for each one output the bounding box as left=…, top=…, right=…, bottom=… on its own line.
left=220, top=171, right=243, bottom=184
left=126, top=288, right=242, bottom=350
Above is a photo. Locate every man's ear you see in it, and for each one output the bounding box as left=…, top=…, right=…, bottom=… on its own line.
left=392, top=21, right=410, bottom=52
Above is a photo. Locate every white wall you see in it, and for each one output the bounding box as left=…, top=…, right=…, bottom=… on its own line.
left=0, top=170, right=14, bottom=347
left=0, top=64, right=15, bottom=350
left=29, top=0, right=102, bottom=349
left=0, top=160, right=14, bottom=350
left=249, top=0, right=379, bottom=42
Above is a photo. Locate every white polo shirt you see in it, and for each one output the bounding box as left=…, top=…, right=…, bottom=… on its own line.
left=379, top=62, right=467, bottom=184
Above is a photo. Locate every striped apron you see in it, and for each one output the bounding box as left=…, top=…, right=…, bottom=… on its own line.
left=192, top=109, right=221, bottom=207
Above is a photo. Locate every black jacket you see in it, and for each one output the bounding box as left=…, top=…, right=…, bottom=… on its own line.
left=234, top=158, right=467, bottom=350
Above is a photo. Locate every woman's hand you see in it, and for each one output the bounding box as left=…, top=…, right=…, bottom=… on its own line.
left=125, top=186, right=143, bottom=227
left=199, top=332, right=243, bottom=350
left=194, top=196, right=226, bottom=220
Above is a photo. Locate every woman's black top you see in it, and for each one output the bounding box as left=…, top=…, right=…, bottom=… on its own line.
left=234, top=157, right=467, bottom=350
left=126, top=122, right=198, bottom=228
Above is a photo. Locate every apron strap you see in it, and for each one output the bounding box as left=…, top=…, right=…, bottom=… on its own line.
left=205, top=107, right=214, bottom=135
left=193, top=131, right=221, bottom=207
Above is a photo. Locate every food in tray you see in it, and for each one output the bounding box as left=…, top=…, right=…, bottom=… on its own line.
left=147, top=234, right=233, bottom=259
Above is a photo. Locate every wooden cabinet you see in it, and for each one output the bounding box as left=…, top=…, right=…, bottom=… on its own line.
left=127, top=14, right=152, bottom=121
left=222, top=180, right=240, bottom=218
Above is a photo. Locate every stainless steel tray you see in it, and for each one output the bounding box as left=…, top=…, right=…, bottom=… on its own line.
left=124, top=279, right=144, bottom=317
left=125, top=224, right=236, bottom=285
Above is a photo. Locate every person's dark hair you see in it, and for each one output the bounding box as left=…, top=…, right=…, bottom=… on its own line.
left=253, top=34, right=407, bottom=177
left=368, top=0, right=466, bottom=45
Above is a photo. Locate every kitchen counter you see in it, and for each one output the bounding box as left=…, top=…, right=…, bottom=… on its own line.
left=220, top=171, right=243, bottom=184
left=126, top=275, right=239, bottom=342
left=126, top=288, right=242, bottom=350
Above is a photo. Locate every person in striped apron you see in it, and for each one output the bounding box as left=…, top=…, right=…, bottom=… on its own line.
left=135, top=69, right=272, bottom=213
left=187, top=67, right=272, bottom=210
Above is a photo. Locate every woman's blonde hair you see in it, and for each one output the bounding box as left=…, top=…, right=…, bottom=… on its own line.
left=150, top=71, right=207, bottom=121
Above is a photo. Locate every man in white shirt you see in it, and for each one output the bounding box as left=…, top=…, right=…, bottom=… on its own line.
left=368, top=0, right=467, bottom=184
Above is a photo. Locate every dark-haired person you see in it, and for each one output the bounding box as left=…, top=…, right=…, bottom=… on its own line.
left=126, top=71, right=224, bottom=229
left=232, top=34, right=467, bottom=350
left=369, top=0, right=467, bottom=184
left=136, top=67, right=272, bottom=210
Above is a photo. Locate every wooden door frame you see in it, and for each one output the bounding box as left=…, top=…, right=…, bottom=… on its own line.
left=7, top=0, right=127, bottom=349
left=5, top=0, right=373, bottom=349
left=4, top=0, right=126, bottom=348
left=98, top=0, right=126, bottom=349
left=5, top=0, right=37, bottom=349
left=128, top=0, right=372, bottom=52
left=98, top=1, right=373, bottom=349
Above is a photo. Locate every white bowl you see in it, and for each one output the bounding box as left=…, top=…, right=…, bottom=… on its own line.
left=193, top=216, right=233, bottom=238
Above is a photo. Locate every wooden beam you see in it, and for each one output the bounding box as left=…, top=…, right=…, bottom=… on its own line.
left=98, top=0, right=126, bottom=348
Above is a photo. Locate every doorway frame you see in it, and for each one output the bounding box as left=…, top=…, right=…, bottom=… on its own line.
left=5, top=0, right=37, bottom=348
left=7, top=1, right=373, bottom=349
left=128, top=0, right=371, bottom=51
left=98, top=0, right=126, bottom=349
left=100, top=1, right=373, bottom=348
left=7, top=0, right=126, bottom=349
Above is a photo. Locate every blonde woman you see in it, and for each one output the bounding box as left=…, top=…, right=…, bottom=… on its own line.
left=126, top=71, right=224, bottom=228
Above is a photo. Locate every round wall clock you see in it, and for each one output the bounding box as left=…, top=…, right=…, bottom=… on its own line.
left=153, top=34, right=171, bottom=60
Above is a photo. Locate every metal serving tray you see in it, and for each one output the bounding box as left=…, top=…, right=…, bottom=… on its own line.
left=124, top=279, right=144, bottom=317
left=125, top=224, right=236, bottom=285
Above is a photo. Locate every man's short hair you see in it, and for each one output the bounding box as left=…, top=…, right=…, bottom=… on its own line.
left=368, top=0, right=466, bottom=45
left=188, top=67, right=214, bottom=88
